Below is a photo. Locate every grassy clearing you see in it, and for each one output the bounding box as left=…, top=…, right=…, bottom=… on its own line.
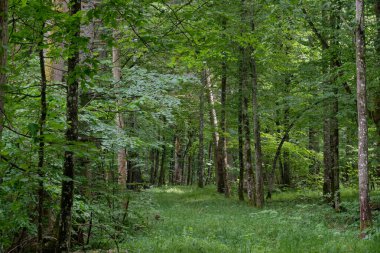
left=122, top=186, right=380, bottom=253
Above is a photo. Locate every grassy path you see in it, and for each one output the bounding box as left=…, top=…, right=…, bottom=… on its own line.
left=124, top=186, right=379, bottom=253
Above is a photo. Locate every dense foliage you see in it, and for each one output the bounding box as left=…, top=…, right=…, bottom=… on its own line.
left=0, top=0, right=379, bottom=252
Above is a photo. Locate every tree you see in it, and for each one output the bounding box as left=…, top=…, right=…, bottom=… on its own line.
left=113, top=32, right=127, bottom=189
left=57, top=0, right=81, bottom=251
left=198, top=71, right=206, bottom=188
left=355, top=0, right=372, bottom=236
left=0, top=0, right=8, bottom=140
left=249, top=0, right=264, bottom=208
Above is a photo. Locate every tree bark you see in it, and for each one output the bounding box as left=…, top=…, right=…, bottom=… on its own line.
left=0, top=0, right=8, bottom=140
left=282, top=77, right=291, bottom=186
left=158, top=142, right=166, bottom=186
left=322, top=1, right=341, bottom=210
left=37, top=32, right=47, bottom=253
left=198, top=71, right=206, bottom=188
left=186, top=154, right=192, bottom=185
left=355, top=0, right=372, bottom=235
left=238, top=95, right=245, bottom=201
left=113, top=38, right=127, bottom=189
left=174, top=135, right=182, bottom=184
left=249, top=4, right=264, bottom=206
left=250, top=56, right=264, bottom=208
left=205, top=68, right=227, bottom=193
left=241, top=0, right=255, bottom=206
left=57, top=0, right=81, bottom=251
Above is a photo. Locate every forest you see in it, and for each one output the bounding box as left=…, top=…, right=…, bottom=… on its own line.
left=0, top=0, right=379, bottom=252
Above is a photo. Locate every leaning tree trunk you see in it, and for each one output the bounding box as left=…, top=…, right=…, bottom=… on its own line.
left=0, top=0, right=8, bottom=140
left=113, top=37, right=127, bottom=189
left=355, top=0, right=372, bottom=235
left=57, top=0, right=81, bottom=251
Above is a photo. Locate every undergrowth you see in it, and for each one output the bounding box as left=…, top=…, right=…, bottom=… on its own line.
left=120, top=186, right=380, bottom=253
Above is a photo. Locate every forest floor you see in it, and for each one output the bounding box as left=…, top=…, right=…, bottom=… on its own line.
left=121, top=186, right=380, bottom=253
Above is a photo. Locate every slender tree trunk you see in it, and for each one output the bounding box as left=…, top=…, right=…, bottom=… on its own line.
left=322, top=2, right=341, bottom=210
left=355, top=0, right=372, bottom=235
left=187, top=155, right=192, bottom=185
left=174, top=135, right=182, bottom=184
left=113, top=37, right=127, bottom=189
left=217, top=58, right=230, bottom=197
left=150, top=150, right=155, bottom=184
left=158, top=143, right=166, bottom=186
left=198, top=71, right=206, bottom=188
left=240, top=0, right=255, bottom=206
left=251, top=58, right=264, bottom=207
left=215, top=19, right=230, bottom=197
left=37, top=33, right=47, bottom=253
left=282, top=77, right=291, bottom=186
left=0, top=0, right=8, bottom=140
left=169, top=136, right=175, bottom=184
left=154, top=149, right=159, bottom=185
left=205, top=69, right=226, bottom=193
left=249, top=5, right=264, bottom=206
left=238, top=88, right=245, bottom=201
left=57, top=0, right=81, bottom=251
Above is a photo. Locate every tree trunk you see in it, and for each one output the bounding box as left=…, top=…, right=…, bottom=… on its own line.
left=158, top=143, right=166, bottom=186
left=186, top=154, right=192, bottom=185
left=198, top=71, right=206, bottom=188
left=57, top=0, right=81, bottom=251
left=37, top=34, right=47, bottom=253
left=174, top=135, right=182, bottom=184
left=113, top=37, right=127, bottom=189
left=154, top=149, right=159, bottom=185
left=150, top=150, right=155, bottom=184
left=355, top=0, right=372, bottom=235
left=250, top=56, right=264, bottom=207
left=282, top=77, right=291, bottom=186
left=205, top=68, right=226, bottom=193
left=238, top=86, right=245, bottom=201
left=0, top=0, right=8, bottom=140
left=249, top=5, right=264, bottom=206
left=241, top=0, right=255, bottom=206
left=323, top=1, right=341, bottom=210
left=216, top=20, right=230, bottom=197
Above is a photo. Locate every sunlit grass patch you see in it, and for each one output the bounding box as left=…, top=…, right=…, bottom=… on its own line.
left=123, top=186, right=380, bottom=253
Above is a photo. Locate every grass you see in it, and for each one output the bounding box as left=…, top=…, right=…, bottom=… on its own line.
left=121, top=186, right=380, bottom=253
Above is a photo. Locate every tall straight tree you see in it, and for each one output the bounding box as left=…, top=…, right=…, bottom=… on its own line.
left=241, top=0, right=255, bottom=206
left=113, top=32, right=127, bottom=189
left=198, top=71, right=206, bottom=188
left=0, top=0, right=8, bottom=140
left=249, top=0, right=264, bottom=208
left=57, top=0, right=81, bottom=251
left=37, top=27, right=48, bottom=252
left=321, top=1, right=340, bottom=209
left=355, top=0, right=372, bottom=235
left=216, top=53, right=230, bottom=197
